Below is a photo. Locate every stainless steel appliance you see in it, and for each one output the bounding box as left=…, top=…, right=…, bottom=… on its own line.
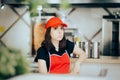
left=102, top=15, right=120, bottom=56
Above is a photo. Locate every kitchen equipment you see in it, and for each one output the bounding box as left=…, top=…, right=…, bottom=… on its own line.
left=92, top=42, right=100, bottom=58
left=102, top=17, right=120, bottom=56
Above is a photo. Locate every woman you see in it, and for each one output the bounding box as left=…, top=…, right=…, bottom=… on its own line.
left=34, top=17, right=86, bottom=74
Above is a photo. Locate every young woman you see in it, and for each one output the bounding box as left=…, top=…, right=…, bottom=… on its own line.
left=34, top=17, right=86, bottom=74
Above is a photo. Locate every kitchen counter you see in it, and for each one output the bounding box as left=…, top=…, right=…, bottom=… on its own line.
left=27, top=56, right=120, bottom=80
left=71, top=56, right=120, bottom=64
left=9, top=73, right=106, bottom=80
left=28, top=56, right=120, bottom=72
left=28, top=56, right=120, bottom=67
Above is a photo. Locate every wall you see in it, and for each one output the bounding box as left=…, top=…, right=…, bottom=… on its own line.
left=63, top=8, right=107, bottom=42
left=0, top=5, right=32, bottom=55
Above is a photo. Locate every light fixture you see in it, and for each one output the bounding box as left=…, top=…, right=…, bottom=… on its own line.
left=112, top=10, right=120, bottom=18
left=37, top=5, right=42, bottom=11
left=1, top=4, right=4, bottom=10
left=1, top=0, right=5, bottom=10
left=36, top=5, right=43, bottom=22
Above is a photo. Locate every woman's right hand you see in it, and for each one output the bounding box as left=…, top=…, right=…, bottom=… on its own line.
left=70, top=61, right=80, bottom=75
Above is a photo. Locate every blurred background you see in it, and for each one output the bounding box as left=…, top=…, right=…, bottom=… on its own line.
left=0, top=0, right=120, bottom=80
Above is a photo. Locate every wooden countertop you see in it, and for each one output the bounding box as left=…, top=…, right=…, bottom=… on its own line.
left=28, top=56, right=120, bottom=70
left=70, top=56, right=120, bottom=64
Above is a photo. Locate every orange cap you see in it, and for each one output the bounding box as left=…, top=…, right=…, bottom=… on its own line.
left=45, top=17, right=67, bottom=29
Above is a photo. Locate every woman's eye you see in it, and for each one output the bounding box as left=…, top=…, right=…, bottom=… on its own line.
left=61, top=27, right=64, bottom=30
left=54, top=27, right=57, bottom=30
left=54, top=26, right=64, bottom=30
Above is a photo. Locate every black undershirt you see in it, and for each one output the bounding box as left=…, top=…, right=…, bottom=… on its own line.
left=34, top=40, right=74, bottom=71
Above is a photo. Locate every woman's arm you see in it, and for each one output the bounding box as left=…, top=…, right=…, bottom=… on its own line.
left=70, top=44, right=86, bottom=74
left=38, top=59, right=48, bottom=74
left=73, top=45, right=86, bottom=62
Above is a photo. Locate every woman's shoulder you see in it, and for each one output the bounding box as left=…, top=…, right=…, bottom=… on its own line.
left=66, top=39, right=74, bottom=45
left=66, top=39, right=75, bottom=54
left=37, top=46, right=47, bottom=53
left=34, top=46, right=48, bottom=62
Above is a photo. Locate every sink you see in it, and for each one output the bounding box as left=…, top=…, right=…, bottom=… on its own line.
left=71, top=63, right=107, bottom=77
left=79, top=67, right=107, bottom=77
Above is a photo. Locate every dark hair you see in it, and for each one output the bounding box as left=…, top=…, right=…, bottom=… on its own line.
left=41, top=27, right=66, bottom=51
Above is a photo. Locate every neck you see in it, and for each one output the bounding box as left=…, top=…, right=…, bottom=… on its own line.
left=51, top=40, right=59, bottom=51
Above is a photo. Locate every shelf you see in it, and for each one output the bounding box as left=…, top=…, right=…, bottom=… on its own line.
left=70, top=56, right=120, bottom=64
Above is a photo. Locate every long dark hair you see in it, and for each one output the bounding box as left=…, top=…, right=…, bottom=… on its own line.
left=41, top=27, right=66, bottom=51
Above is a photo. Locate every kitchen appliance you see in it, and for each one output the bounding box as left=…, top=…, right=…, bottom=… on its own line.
left=102, top=15, right=120, bottom=56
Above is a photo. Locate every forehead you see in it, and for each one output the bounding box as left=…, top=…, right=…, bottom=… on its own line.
left=55, top=25, right=62, bottom=27
left=51, top=25, right=63, bottom=29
